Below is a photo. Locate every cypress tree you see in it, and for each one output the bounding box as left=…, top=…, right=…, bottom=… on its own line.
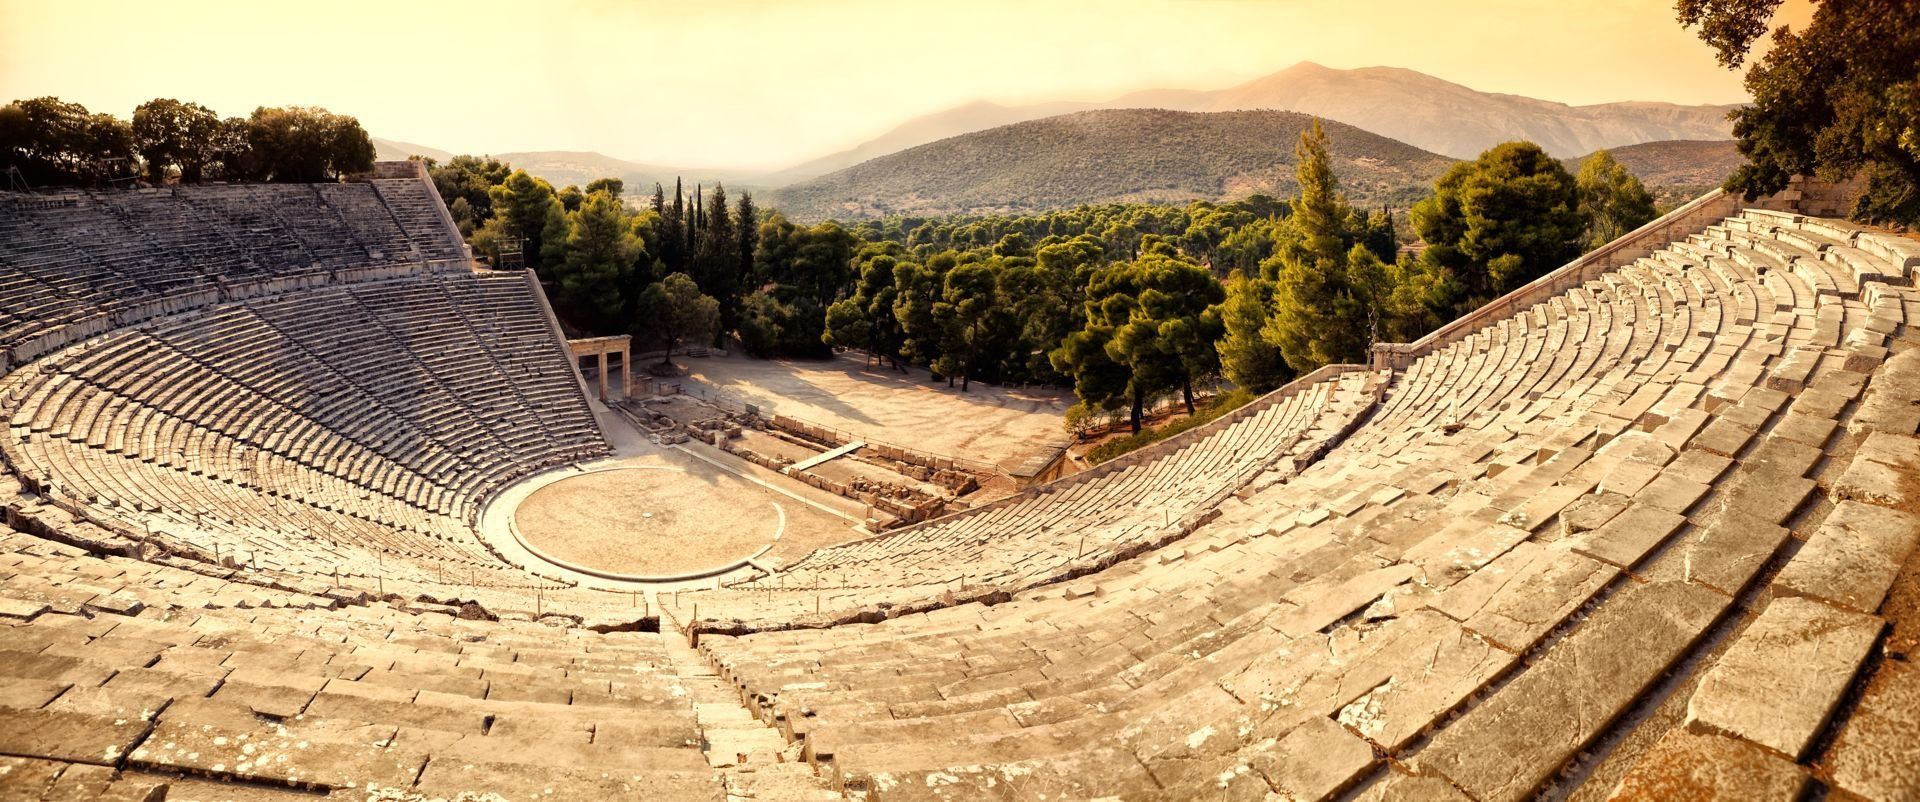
left=735, top=191, right=758, bottom=280
left=667, top=178, right=686, bottom=274
left=702, top=184, right=738, bottom=341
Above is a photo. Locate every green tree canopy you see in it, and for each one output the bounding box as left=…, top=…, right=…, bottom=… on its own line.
left=429, top=155, right=512, bottom=231
left=932, top=262, right=1005, bottom=390
left=475, top=170, right=563, bottom=269
left=131, top=98, right=222, bottom=183
left=639, top=272, right=720, bottom=367
left=1262, top=119, right=1371, bottom=372
left=241, top=106, right=374, bottom=182
left=1411, top=141, right=1585, bottom=307
left=1576, top=149, right=1658, bottom=247
left=1680, top=0, right=1920, bottom=225
left=548, top=190, right=643, bottom=332
left=1216, top=273, right=1290, bottom=393
left=823, top=249, right=908, bottom=368
left=585, top=177, right=624, bottom=198
left=0, top=97, right=135, bottom=186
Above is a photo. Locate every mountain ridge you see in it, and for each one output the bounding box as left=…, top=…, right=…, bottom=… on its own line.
left=766, top=108, right=1458, bottom=221
left=766, top=61, right=1738, bottom=183
left=375, top=62, right=1741, bottom=203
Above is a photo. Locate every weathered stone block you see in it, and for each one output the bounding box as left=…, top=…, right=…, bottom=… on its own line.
left=1686, top=596, right=1882, bottom=759
left=1775, top=501, right=1920, bottom=613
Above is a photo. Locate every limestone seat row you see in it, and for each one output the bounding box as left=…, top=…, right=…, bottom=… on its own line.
left=679, top=369, right=1382, bottom=629
left=0, top=270, right=610, bottom=604
left=688, top=210, right=1920, bottom=801
left=0, top=525, right=725, bottom=800
left=0, top=181, right=468, bottom=367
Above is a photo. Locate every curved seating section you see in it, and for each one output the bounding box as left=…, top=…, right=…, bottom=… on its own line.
left=0, top=526, right=726, bottom=800
left=690, top=209, right=1920, bottom=800
left=4, top=174, right=1920, bottom=800
left=0, top=270, right=608, bottom=598
left=0, top=182, right=464, bottom=367
left=0, top=174, right=614, bottom=614
left=688, top=369, right=1382, bottom=627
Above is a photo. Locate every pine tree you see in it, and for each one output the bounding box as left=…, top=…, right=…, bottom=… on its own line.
left=1216, top=273, right=1290, bottom=392
left=1411, top=142, right=1584, bottom=306
left=1576, top=150, right=1656, bottom=248
left=1264, top=119, right=1368, bottom=372
left=1290, top=119, right=1346, bottom=266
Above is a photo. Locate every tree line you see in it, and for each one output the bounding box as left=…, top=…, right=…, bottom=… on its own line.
left=0, top=97, right=375, bottom=187
left=430, top=124, right=1655, bottom=428
left=816, top=124, right=1655, bottom=432
left=430, top=156, right=872, bottom=366
left=1677, top=0, right=1920, bottom=227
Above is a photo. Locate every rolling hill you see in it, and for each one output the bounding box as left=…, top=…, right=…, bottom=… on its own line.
left=371, top=139, right=763, bottom=195
left=769, top=62, right=1737, bottom=183
left=372, top=137, right=453, bottom=163
left=768, top=109, right=1457, bottom=221
left=1566, top=139, right=1745, bottom=204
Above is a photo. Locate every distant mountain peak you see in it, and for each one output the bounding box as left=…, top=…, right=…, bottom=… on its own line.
left=769, top=108, right=1457, bottom=221
left=761, top=63, right=1736, bottom=186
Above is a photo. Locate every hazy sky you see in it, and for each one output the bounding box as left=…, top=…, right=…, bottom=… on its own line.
left=2, top=0, right=1812, bottom=170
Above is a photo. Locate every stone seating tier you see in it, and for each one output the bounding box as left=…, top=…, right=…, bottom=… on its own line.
left=685, top=209, right=1920, bottom=801
left=3, top=178, right=1920, bottom=801
left=0, top=270, right=611, bottom=605
left=0, top=180, right=466, bottom=370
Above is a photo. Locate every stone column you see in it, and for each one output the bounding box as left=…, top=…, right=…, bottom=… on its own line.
left=597, top=352, right=608, bottom=401
left=620, top=346, right=631, bottom=399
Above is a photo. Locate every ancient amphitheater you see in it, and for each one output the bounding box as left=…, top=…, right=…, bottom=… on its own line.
left=0, top=162, right=1916, bottom=801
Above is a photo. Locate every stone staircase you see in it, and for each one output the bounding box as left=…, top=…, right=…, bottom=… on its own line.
left=663, top=619, right=841, bottom=801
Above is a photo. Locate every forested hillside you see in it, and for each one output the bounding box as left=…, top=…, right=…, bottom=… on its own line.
left=1564, top=139, right=1743, bottom=207
left=770, top=109, right=1455, bottom=221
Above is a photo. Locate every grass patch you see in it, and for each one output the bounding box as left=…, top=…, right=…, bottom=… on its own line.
left=1085, top=389, right=1258, bottom=466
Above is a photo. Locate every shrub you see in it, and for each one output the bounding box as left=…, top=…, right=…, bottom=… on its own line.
left=1085, top=388, right=1257, bottom=465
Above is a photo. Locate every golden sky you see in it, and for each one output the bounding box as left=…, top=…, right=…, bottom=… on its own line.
left=1, top=0, right=1813, bottom=170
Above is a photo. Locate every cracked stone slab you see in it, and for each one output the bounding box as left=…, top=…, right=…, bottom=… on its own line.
left=1685, top=596, right=1882, bottom=760
left=416, top=759, right=725, bottom=801
left=0, top=708, right=151, bottom=766
left=1775, top=501, right=1920, bottom=613
left=1270, top=563, right=1418, bottom=639
left=1675, top=508, right=1791, bottom=596
left=1572, top=502, right=1688, bottom=569
left=1413, top=581, right=1729, bottom=802
left=1444, top=543, right=1619, bottom=654
left=1333, top=620, right=1515, bottom=751
left=129, top=698, right=423, bottom=791
left=1715, top=470, right=1815, bottom=527
left=1832, top=432, right=1919, bottom=508
left=1401, top=513, right=1532, bottom=589
left=1242, top=716, right=1375, bottom=800
left=1351, top=769, right=1473, bottom=801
